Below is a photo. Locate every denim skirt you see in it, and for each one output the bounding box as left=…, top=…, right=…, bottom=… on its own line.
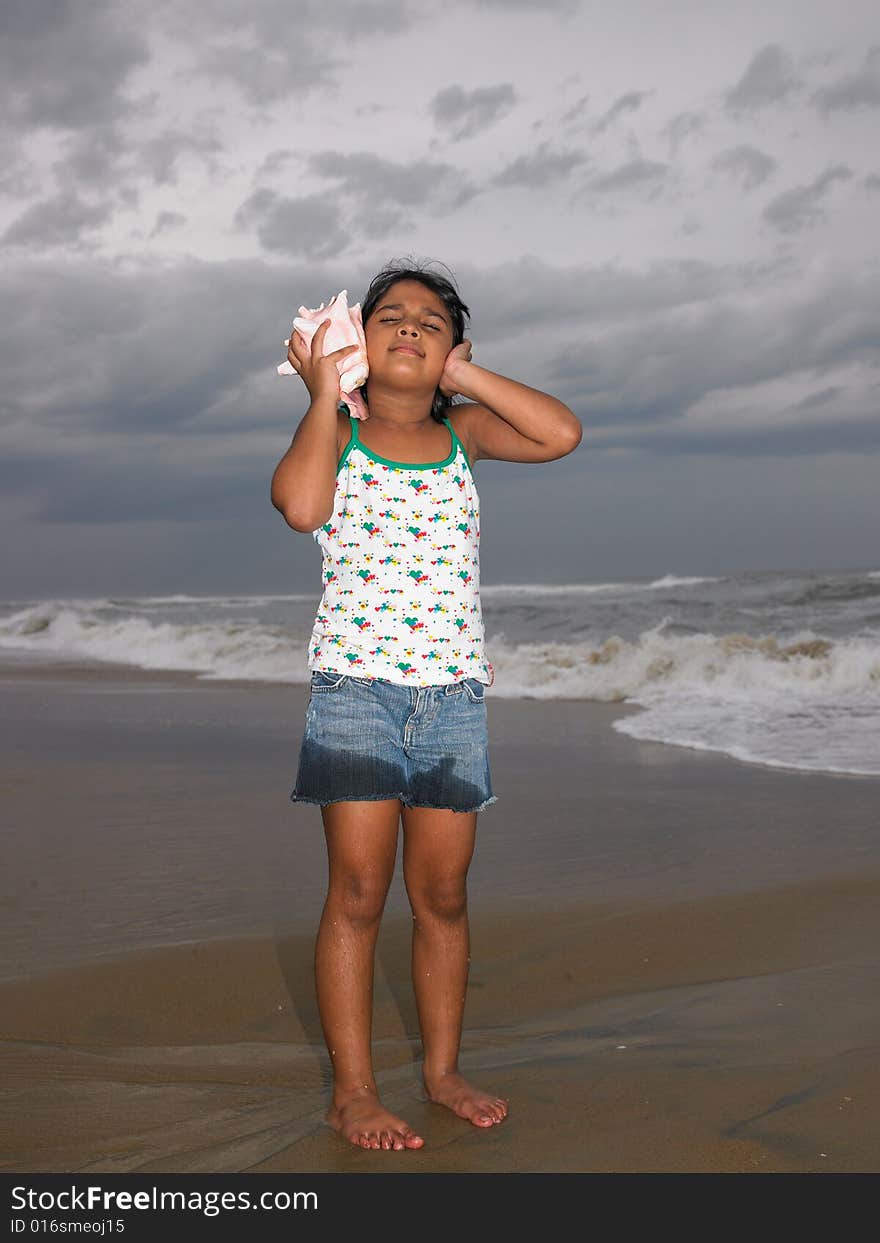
left=290, top=670, right=498, bottom=813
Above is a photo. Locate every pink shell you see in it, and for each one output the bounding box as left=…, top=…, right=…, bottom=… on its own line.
left=277, top=289, right=369, bottom=419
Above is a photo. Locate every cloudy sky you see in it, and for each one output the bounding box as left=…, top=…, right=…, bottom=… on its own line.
left=1, top=0, right=878, bottom=599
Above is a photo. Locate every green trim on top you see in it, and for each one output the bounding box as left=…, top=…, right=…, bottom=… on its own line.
left=336, top=415, right=471, bottom=475
left=447, top=417, right=472, bottom=472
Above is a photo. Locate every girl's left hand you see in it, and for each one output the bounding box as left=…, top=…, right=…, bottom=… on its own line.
left=439, top=339, right=473, bottom=398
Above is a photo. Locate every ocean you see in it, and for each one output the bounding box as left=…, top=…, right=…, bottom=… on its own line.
left=2, top=566, right=878, bottom=778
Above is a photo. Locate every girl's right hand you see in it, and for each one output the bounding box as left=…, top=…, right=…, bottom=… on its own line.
left=287, top=319, right=361, bottom=403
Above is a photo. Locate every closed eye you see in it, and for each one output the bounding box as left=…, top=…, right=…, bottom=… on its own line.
left=379, top=317, right=441, bottom=330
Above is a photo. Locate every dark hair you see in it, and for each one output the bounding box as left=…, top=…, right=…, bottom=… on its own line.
left=358, top=257, right=470, bottom=423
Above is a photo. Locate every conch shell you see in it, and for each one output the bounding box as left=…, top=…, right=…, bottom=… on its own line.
left=278, top=289, right=369, bottom=419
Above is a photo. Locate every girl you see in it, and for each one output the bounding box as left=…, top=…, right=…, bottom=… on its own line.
left=271, top=259, right=582, bottom=1152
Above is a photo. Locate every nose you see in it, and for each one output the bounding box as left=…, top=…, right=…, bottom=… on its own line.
left=397, top=321, right=419, bottom=338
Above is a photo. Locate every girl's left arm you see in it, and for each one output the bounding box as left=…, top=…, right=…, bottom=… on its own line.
left=442, top=347, right=582, bottom=462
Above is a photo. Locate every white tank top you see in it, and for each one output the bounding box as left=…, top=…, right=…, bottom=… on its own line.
left=307, top=413, right=492, bottom=686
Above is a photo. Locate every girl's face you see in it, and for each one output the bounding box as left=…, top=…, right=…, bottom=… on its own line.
left=364, top=279, right=454, bottom=393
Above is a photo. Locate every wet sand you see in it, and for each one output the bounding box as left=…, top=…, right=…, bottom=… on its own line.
left=1, top=664, right=879, bottom=1172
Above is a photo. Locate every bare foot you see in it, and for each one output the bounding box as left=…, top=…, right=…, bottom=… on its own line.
left=327, top=1088, right=425, bottom=1151
left=424, top=1071, right=509, bottom=1128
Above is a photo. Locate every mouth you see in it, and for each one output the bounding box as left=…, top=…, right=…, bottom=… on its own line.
left=391, top=345, right=424, bottom=357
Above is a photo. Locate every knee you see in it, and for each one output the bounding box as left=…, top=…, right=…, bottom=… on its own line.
left=328, top=872, right=389, bottom=928
left=409, top=877, right=468, bottom=924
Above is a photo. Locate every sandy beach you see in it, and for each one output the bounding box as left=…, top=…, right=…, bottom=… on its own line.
left=2, top=664, right=879, bottom=1173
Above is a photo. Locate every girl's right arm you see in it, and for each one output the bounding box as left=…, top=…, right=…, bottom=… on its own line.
left=270, top=320, right=360, bottom=533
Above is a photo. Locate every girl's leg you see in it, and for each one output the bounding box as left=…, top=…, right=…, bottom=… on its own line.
left=317, top=798, right=424, bottom=1151
left=401, top=806, right=508, bottom=1128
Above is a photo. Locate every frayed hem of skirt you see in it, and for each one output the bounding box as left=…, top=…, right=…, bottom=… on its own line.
left=290, top=791, right=498, bottom=813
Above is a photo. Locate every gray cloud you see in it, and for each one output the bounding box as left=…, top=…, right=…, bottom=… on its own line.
left=2, top=247, right=879, bottom=534
left=663, top=110, right=706, bottom=158
left=136, top=128, right=226, bottom=186
left=0, top=251, right=382, bottom=527
left=2, top=190, right=115, bottom=248
left=49, top=124, right=129, bottom=190
left=491, top=143, right=588, bottom=188
left=560, top=92, right=590, bottom=125
left=593, top=91, right=650, bottom=134
left=429, top=84, right=518, bottom=141
left=301, top=151, right=479, bottom=232
left=762, top=165, right=854, bottom=233
left=584, top=158, right=669, bottom=198
left=543, top=266, right=880, bottom=454
left=0, top=0, right=878, bottom=578
left=358, top=207, right=406, bottom=240
left=0, top=0, right=149, bottom=132
left=610, top=401, right=880, bottom=457
left=0, top=135, right=39, bottom=198
left=152, top=0, right=411, bottom=106
left=791, top=386, right=843, bottom=412
left=725, top=44, right=802, bottom=112
left=255, top=150, right=298, bottom=180
left=594, top=411, right=880, bottom=459
left=712, top=145, right=777, bottom=192
left=151, top=211, right=187, bottom=237
left=0, top=446, right=266, bottom=525
left=0, top=252, right=349, bottom=442
left=194, top=37, right=338, bottom=107
left=234, top=188, right=350, bottom=259
left=468, top=0, right=581, bottom=11
left=46, top=119, right=221, bottom=205
left=459, top=253, right=787, bottom=339
left=810, top=45, right=880, bottom=113
left=197, top=0, right=407, bottom=37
